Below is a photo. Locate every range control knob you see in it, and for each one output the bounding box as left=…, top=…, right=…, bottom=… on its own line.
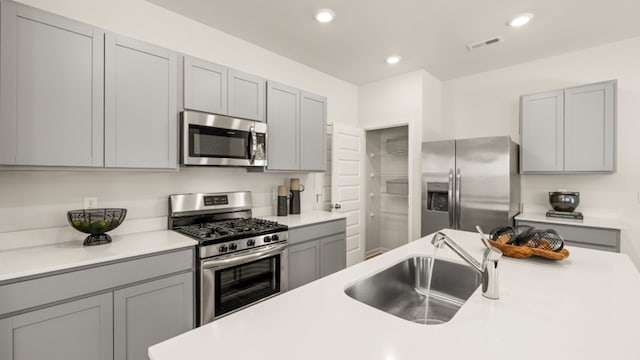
left=229, top=243, right=238, bottom=251
left=263, top=235, right=272, bottom=243
left=218, top=245, right=228, bottom=253
left=272, top=234, right=279, bottom=241
left=246, top=239, right=256, bottom=246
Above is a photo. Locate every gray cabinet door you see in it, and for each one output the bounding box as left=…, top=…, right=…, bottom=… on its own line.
left=520, top=90, right=564, bottom=172
left=319, top=233, right=347, bottom=277
left=0, top=293, right=113, bottom=360
left=564, top=81, right=616, bottom=172
left=0, top=2, right=104, bottom=166
left=300, top=91, right=327, bottom=171
left=288, top=240, right=320, bottom=289
left=184, top=56, right=227, bottom=115
left=114, top=272, right=193, bottom=360
left=104, top=33, right=178, bottom=169
left=266, top=81, right=300, bottom=170
left=228, top=69, right=265, bottom=122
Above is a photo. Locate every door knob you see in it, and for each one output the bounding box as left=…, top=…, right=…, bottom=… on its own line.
left=335, top=204, right=342, bottom=209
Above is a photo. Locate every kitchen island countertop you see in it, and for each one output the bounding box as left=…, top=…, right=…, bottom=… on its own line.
left=149, top=229, right=640, bottom=360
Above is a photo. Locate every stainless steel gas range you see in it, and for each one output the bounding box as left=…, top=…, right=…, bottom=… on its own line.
left=169, top=191, right=288, bottom=325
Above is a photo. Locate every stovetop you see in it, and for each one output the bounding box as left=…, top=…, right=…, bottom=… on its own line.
left=174, top=217, right=288, bottom=245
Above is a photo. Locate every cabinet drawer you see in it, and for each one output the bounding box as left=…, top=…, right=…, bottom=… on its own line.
left=288, top=219, right=346, bottom=245
left=516, top=220, right=619, bottom=252
left=0, top=248, right=194, bottom=317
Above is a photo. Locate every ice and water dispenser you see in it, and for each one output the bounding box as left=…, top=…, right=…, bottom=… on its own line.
left=426, top=182, right=448, bottom=212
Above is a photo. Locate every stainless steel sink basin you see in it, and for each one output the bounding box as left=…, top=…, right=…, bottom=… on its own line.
left=344, top=256, right=481, bottom=325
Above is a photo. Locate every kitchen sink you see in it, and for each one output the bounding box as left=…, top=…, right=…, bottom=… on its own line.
left=344, top=256, right=481, bottom=325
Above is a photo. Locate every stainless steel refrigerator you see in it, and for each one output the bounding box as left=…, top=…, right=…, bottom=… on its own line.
left=421, top=136, right=521, bottom=236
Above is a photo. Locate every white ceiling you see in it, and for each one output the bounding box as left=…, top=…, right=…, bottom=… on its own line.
left=148, top=0, right=640, bottom=84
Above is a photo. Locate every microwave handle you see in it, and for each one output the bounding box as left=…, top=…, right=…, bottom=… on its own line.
left=250, top=125, right=257, bottom=163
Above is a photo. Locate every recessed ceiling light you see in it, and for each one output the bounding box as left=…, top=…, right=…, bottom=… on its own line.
left=507, top=13, right=534, bottom=27
left=386, top=55, right=401, bottom=65
left=315, top=9, right=335, bottom=23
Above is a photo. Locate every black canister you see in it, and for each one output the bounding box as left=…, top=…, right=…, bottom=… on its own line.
left=277, top=186, right=288, bottom=216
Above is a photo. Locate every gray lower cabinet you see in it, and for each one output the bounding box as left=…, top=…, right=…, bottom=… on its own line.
left=0, top=293, right=113, bottom=360
left=0, top=248, right=195, bottom=360
left=0, top=0, right=104, bottom=167
left=105, top=33, right=178, bottom=169
left=320, top=234, right=347, bottom=277
left=288, top=241, right=320, bottom=289
left=520, top=80, right=616, bottom=173
left=266, top=81, right=327, bottom=171
left=516, top=219, right=620, bottom=252
left=288, top=219, right=346, bottom=289
left=114, top=273, right=193, bottom=360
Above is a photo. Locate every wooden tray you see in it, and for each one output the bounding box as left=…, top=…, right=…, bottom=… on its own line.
left=487, top=239, right=570, bottom=260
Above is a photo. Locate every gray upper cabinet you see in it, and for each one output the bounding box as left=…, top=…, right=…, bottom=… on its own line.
left=228, top=69, right=265, bottom=122
left=520, top=90, right=564, bottom=172
left=564, top=82, right=616, bottom=172
left=520, top=80, right=616, bottom=173
left=267, top=81, right=300, bottom=171
left=182, top=57, right=267, bottom=122
left=0, top=1, right=104, bottom=167
left=0, top=293, right=113, bottom=360
left=266, top=81, right=327, bottom=172
left=183, top=56, right=227, bottom=115
left=300, top=91, right=327, bottom=171
left=104, top=33, right=178, bottom=169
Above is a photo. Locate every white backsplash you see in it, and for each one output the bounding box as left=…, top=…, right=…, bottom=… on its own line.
left=0, top=167, right=316, bottom=242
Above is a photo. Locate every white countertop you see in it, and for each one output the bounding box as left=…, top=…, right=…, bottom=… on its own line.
left=0, top=230, right=197, bottom=282
left=149, top=229, right=640, bottom=360
left=263, top=210, right=347, bottom=228
left=516, top=212, right=623, bottom=230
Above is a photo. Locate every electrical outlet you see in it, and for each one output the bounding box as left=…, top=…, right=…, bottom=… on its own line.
left=84, top=197, right=98, bottom=209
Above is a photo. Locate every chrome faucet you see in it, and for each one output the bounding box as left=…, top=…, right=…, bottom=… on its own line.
left=431, top=231, right=502, bottom=299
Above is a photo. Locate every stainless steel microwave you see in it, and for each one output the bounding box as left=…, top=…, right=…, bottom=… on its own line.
left=181, top=110, right=267, bottom=167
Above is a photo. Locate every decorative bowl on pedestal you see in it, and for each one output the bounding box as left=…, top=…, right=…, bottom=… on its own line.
left=67, top=208, right=127, bottom=246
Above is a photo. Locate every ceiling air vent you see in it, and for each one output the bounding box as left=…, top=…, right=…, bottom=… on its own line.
left=466, top=36, right=504, bottom=51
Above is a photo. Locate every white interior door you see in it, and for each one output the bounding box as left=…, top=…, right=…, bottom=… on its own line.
left=331, top=123, right=365, bottom=266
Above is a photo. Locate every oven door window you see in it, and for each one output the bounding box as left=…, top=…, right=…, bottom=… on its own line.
left=215, top=254, right=281, bottom=317
left=189, top=124, right=249, bottom=159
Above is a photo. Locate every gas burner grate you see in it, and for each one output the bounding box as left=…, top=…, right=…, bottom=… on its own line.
left=176, top=217, right=286, bottom=242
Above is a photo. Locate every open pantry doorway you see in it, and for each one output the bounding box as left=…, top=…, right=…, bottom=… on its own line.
left=365, top=125, right=409, bottom=259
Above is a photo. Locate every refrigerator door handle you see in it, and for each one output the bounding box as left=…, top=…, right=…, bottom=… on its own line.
left=448, top=169, right=455, bottom=227
left=455, top=168, right=462, bottom=229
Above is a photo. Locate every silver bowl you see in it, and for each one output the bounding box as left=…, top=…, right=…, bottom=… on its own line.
left=549, top=192, right=579, bottom=212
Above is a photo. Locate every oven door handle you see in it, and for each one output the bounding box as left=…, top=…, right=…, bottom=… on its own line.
left=202, top=243, right=288, bottom=270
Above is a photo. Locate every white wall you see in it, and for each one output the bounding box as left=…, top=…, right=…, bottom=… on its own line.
left=442, top=36, right=640, bottom=269
left=0, top=0, right=358, bottom=237
left=422, top=71, right=444, bottom=142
